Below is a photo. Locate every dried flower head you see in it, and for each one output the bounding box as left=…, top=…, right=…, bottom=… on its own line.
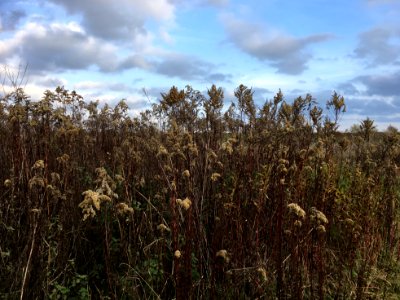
left=157, top=224, right=170, bottom=233
left=207, top=149, right=218, bottom=161
left=344, top=218, right=355, bottom=227
left=182, top=170, right=190, bottom=178
left=177, top=197, right=192, bottom=210
left=257, top=267, right=268, bottom=282
left=211, top=173, right=221, bottom=182
left=303, top=165, right=313, bottom=174
left=310, top=207, right=328, bottom=225
left=174, top=250, right=182, bottom=259
left=188, top=142, right=199, bottom=156
left=279, top=159, right=289, bottom=165
left=316, top=225, right=326, bottom=234
left=56, top=154, right=70, bottom=164
left=32, top=160, right=45, bottom=170
left=294, top=220, right=302, bottom=227
left=29, top=176, right=45, bottom=189
left=115, top=202, right=134, bottom=215
left=157, top=145, right=168, bottom=156
left=115, top=174, right=125, bottom=184
left=287, top=203, right=306, bottom=219
left=299, top=149, right=308, bottom=159
left=221, top=141, right=233, bottom=154
left=50, top=172, right=60, bottom=184
left=4, top=179, right=12, bottom=188
left=216, top=249, right=229, bottom=262
left=79, top=190, right=112, bottom=220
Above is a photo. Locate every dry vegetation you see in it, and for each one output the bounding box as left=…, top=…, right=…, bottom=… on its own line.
left=1, top=80, right=400, bottom=299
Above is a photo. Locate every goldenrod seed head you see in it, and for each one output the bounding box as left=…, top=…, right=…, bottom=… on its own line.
left=344, top=218, right=354, bottom=227
left=310, top=207, right=328, bottom=224
left=56, top=154, right=70, bottom=164
left=115, top=202, right=134, bottom=215
left=174, top=250, right=182, bottom=259
left=4, top=179, right=12, bottom=188
left=221, top=142, right=233, bottom=154
left=115, top=174, right=125, bottom=184
left=216, top=249, right=229, bottom=262
left=188, top=143, right=199, bottom=156
left=279, top=159, right=289, bottom=165
left=299, top=149, right=307, bottom=158
left=51, top=172, right=60, bottom=183
left=211, top=173, right=221, bottom=182
left=32, top=160, right=45, bottom=170
left=257, top=267, right=268, bottom=282
left=177, top=197, right=192, bottom=210
left=29, top=176, right=45, bottom=189
left=157, top=145, right=168, bottom=156
left=157, top=224, right=170, bottom=232
left=316, top=225, right=326, bottom=234
left=304, top=165, right=313, bottom=173
left=183, top=170, right=190, bottom=178
left=228, top=137, right=237, bottom=144
left=287, top=203, right=306, bottom=219
left=294, top=220, right=302, bottom=227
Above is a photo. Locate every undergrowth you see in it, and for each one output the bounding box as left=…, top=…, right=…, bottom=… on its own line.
left=1, top=83, right=400, bottom=299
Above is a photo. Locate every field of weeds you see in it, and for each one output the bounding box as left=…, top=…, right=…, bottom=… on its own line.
left=1, top=84, right=400, bottom=299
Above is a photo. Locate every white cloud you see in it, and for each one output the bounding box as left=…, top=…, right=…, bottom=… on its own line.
left=0, top=22, right=120, bottom=73
left=47, top=0, right=175, bottom=41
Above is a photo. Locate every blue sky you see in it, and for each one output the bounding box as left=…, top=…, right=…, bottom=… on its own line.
left=1, top=0, right=400, bottom=129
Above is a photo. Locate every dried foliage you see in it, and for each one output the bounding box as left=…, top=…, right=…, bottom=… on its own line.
left=1, top=83, right=400, bottom=299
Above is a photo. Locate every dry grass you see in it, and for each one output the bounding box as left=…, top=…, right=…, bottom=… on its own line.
left=0, top=83, right=400, bottom=299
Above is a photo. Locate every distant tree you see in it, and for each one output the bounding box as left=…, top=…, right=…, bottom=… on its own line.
left=348, top=124, right=361, bottom=133
left=359, top=117, right=376, bottom=142
left=204, top=85, right=224, bottom=141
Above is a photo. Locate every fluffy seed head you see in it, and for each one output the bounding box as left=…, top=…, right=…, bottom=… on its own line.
left=211, top=173, right=221, bottom=182
left=316, top=225, right=326, bottom=234
left=174, top=250, right=182, bottom=259
left=216, top=249, right=229, bottom=262
left=287, top=203, right=306, bottom=219
left=4, top=179, right=12, bottom=188
left=32, top=160, right=45, bottom=170
left=310, top=207, right=328, bottom=224
left=182, top=170, right=190, bottom=178
left=157, top=224, right=170, bottom=232
left=177, top=197, right=192, bottom=210
left=115, top=202, right=134, bottom=215
left=257, top=267, right=268, bottom=282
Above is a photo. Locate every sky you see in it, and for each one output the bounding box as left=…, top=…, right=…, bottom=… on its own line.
left=0, top=0, right=400, bottom=130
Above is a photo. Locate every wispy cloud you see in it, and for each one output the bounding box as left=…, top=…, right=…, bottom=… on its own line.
left=221, top=14, right=333, bottom=75
left=354, top=27, right=400, bottom=66
left=0, top=9, right=26, bottom=31
left=153, top=54, right=231, bottom=82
